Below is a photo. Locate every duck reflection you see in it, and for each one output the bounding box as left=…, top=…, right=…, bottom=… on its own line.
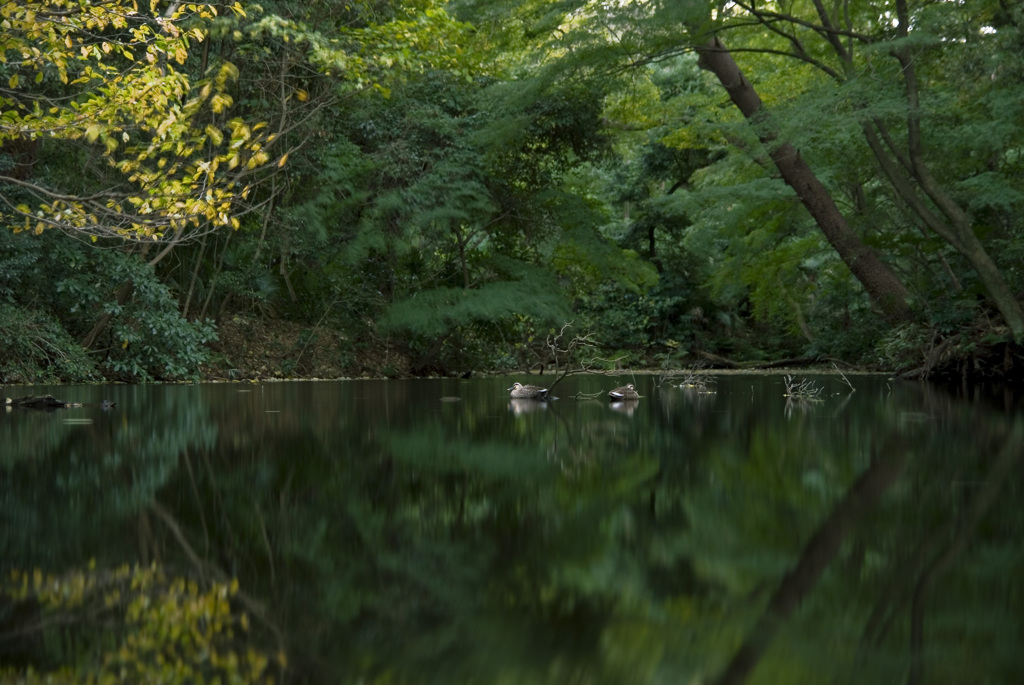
left=509, top=398, right=548, bottom=416
left=609, top=400, right=639, bottom=416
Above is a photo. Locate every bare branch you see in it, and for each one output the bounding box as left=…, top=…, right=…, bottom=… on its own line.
left=783, top=374, right=824, bottom=399
left=660, top=362, right=717, bottom=393
left=541, top=321, right=626, bottom=394
left=833, top=363, right=856, bottom=393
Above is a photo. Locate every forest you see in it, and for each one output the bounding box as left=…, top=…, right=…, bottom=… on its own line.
left=2, top=0, right=1023, bottom=384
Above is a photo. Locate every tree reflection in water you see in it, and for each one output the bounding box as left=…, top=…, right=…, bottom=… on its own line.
left=1, top=376, right=1022, bottom=684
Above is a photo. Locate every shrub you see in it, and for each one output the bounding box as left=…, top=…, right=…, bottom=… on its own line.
left=0, top=305, right=97, bottom=383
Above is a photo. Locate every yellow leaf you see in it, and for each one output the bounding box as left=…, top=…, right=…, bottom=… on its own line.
left=122, top=339, right=128, bottom=349
left=277, top=153, right=288, bottom=168
left=85, top=124, right=101, bottom=143
left=205, top=124, right=223, bottom=146
left=295, top=89, right=308, bottom=102
left=210, top=93, right=232, bottom=113
left=8, top=73, right=17, bottom=88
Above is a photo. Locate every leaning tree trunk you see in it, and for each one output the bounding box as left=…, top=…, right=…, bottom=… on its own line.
left=862, top=122, right=1024, bottom=342
left=878, top=0, right=1024, bottom=341
left=80, top=279, right=134, bottom=350
left=696, top=37, right=914, bottom=326
left=802, top=0, right=1024, bottom=341
left=79, top=243, right=156, bottom=350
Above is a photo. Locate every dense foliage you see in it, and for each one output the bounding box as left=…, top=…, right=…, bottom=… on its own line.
left=2, top=0, right=1024, bottom=381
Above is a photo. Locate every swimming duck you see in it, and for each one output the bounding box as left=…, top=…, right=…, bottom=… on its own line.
left=608, top=384, right=639, bottom=401
left=508, top=382, right=550, bottom=400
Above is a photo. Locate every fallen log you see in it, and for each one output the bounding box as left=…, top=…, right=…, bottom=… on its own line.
left=4, top=395, right=81, bottom=409
left=3, top=396, right=116, bottom=410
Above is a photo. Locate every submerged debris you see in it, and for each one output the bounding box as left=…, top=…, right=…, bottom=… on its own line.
left=783, top=375, right=824, bottom=400
left=4, top=395, right=76, bottom=409
left=4, top=395, right=115, bottom=411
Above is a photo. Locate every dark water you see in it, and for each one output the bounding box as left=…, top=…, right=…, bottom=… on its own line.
left=1, top=374, right=1022, bottom=684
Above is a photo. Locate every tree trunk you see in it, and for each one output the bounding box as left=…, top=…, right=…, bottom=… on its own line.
left=879, top=0, right=1024, bottom=340
left=182, top=232, right=208, bottom=319
left=79, top=244, right=155, bottom=350
left=808, top=0, right=1024, bottom=341
left=696, top=37, right=914, bottom=325
left=861, top=120, right=1024, bottom=341
left=80, top=279, right=134, bottom=350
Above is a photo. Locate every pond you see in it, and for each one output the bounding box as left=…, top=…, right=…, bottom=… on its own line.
left=1, top=374, right=1022, bottom=684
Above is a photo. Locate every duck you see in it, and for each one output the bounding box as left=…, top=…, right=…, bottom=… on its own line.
left=508, top=382, right=550, bottom=400
left=608, top=384, right=639, bottom=401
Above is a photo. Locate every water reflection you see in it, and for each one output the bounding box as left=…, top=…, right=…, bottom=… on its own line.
left=608, top=399, right=638, bottom=416
left=1, top=375, right=1023, bottom=684
left=508, top=398, right=548, bottom=415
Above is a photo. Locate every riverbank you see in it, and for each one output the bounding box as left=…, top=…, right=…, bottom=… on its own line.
left=199, top=315, right=893, bottom=382
left=1, top=311, right=1013, bottom=386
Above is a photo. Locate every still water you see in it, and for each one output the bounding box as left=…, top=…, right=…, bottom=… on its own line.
left=1, top=374, right=1022, bottom=684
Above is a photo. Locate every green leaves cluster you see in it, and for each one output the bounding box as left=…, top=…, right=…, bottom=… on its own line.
left=0, top=229, right=216, bottom=382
